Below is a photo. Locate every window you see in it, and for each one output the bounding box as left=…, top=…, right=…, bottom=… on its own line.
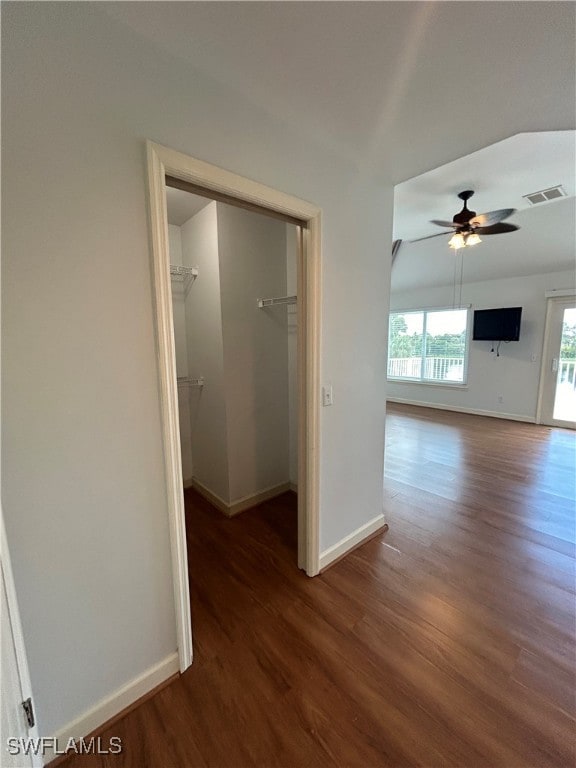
left=388, top=308, right=469, bottom=384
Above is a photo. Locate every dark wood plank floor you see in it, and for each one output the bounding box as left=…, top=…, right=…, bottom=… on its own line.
left=57, top=404, right=575, bottom=767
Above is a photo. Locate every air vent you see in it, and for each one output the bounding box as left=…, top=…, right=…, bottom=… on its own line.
left=523, top=185, right=566, bottom=205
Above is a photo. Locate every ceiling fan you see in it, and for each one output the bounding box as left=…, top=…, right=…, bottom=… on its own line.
left=411, top=190, right=520, bottom=248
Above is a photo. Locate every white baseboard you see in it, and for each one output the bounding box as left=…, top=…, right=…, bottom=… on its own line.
left=188, top=478, right=229, bottom=513
left=189, top=478, right=292, bottom=517
left=229, top=482, right=292, bottom=516
left=386, top=397, right=536, bottom=424
left=319, top=514, right=387, bottom=571
left=43, top=653, right=179, bottom=764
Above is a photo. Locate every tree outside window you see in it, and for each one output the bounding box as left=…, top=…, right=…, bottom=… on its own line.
left=388, top=309, right=469, bottom=384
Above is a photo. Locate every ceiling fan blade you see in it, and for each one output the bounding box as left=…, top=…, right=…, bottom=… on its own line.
left=409, top=231, right=449, bottom=243
left=430, top=219, right=457, bottom=229
left=475, top=222, right=520, bottom=235
left=469, top=208, right=516, bottom=228
left=391, top=239, right=402, bottom=265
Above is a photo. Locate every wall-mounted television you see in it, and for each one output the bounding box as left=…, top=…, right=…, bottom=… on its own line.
left=472, top=307, right=522, bottom=341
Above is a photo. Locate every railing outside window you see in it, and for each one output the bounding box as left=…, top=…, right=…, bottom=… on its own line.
left=387, top=308, right=469, bottom=385
left=387, top=356, right=465, bottom=381
left=559, top=359, right=576, bottom=389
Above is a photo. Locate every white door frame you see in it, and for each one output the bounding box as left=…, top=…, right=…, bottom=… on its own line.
left=145, top=141, right=321, bottom=672
left=1, top=507, right=42, bottom=767
left=537, top=293, right=576, bottom=428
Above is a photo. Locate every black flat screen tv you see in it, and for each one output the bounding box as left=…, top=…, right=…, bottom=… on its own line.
left=473, top=307, right=522, bottom=341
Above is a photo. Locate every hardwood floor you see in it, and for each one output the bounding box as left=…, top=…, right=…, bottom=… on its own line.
left=57, top=404, right=575, bottom=767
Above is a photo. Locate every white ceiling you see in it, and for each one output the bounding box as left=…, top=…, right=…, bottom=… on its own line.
left=391, top=131, right=576, bottom=292
left=393, top=132, right=575, bottom=242
left=100, top=3, right=575, bottom=293
left=103, top=2, right=575, bottom=183
left=165, top=186, right=211, bottom=226
left=392, top=131, right=576, bottom=292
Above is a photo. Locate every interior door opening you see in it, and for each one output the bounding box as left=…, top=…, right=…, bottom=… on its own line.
left=146, top=142, right=321, bottom=671
left=164, top=179, right=301, bottom=562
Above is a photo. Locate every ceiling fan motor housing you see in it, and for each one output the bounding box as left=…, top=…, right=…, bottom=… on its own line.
left=453, top=190, right=476, bottom=225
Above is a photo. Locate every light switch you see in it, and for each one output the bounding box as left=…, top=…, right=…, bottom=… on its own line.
left=322, top=385, right=333, bottom=407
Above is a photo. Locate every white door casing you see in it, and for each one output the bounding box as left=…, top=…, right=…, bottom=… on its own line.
left=1, top=509, right=42, bottom=768
left=145, top=141, right=322, bottom=673
left=537, top=295, right=576, bottom=428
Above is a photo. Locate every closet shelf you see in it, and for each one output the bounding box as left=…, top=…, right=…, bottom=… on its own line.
left=177, top=376, right=204, bottom=388
left=170, top=265, right=198, bottom=292
left=257, top=295, right=297, bottom=308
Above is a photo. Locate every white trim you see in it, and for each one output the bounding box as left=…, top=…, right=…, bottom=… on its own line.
left=320, top=514, right=386, bottom=571
left=388, top=306, right=471, bottom=386
left=319, top=514, right=387, bottom=571
left=387, top=379, right=469, bottom=390
left=387, top=397, right=536, bottom=424
left=300, top=218, right=322, bottom=576
left=536, top=297, right=555, bottom=424
left=42, top=654, right=179, bottom=764
left=1, top=508, right=42, bottom=767
left=186, top=478, right=229, bottom=513
left=228, top=483, right=292, bottom=516
left=391, top=303, right=472, bottom=313
left=145, top=143, right=193, bottom=673
left=188, top=479, right=292, bottom=517
left=145, top=142, right=322, bottom=671
left=150, top=142, right=320, bottom=220
left=536, top=296, right=576, bottom=427
left=544, top=289, right=576, bottom=298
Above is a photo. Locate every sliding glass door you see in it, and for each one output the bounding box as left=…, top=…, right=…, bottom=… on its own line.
left=539, top=297, right=576, bottom=428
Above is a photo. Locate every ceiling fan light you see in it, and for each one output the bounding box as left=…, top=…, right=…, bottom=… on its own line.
left=466, top=233, right=482, bottom=246
left=449, top=232, right=465, bottom=249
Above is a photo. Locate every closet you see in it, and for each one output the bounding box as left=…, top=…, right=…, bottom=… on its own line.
left=166, top=186, right=298, bottom=521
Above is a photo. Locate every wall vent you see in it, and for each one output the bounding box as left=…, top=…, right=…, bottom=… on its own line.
left=523, top=185, right=566, bottom=205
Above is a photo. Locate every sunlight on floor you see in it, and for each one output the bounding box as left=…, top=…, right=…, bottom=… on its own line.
left=553, top=382, right=576, bottom=423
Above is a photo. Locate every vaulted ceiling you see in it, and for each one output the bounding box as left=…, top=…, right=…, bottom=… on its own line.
left=102, top=2, right=575, bottom=292
left=392, top=131, right=576, bottom=292
left=104, top=2, right=574, bottom=184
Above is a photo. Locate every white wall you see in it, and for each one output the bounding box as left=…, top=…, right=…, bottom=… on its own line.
left=181, top=204, right=230, bottom=500
left=177, top=202, right=292, bottom=505
left=218, top=205, right=290, bottom=503
left=168, top=224, right=183, bottom=266
left=168, top=224, right=194, bottom=483
left=286, top=225, right=298, bottom=487
left=388, top=270, right=576, bottom=420
left=168, top=225, right=189, bottom=378
left=1, top=4, right=391, bottom=737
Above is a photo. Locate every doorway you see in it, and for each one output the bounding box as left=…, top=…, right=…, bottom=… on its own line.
left=165, top=184, right=299, bottom=511
left=538, top=296, right=576, bottom=428
left=145, top=141, right=321, bottom=672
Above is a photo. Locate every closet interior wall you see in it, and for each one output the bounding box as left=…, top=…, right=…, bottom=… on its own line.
left=168, top=197, right=298, bottom=513
left=168, top=224, right=194, bottom=484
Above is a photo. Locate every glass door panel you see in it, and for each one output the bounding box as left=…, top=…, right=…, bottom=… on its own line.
left=552, top=307, right=576, bottom=422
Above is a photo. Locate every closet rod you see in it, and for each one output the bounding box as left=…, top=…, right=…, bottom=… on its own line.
left=257, top=295, right=297, bottom=308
